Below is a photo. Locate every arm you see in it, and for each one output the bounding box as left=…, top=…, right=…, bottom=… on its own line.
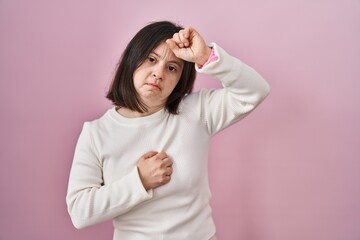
left=196, top=43, right=270, bottom=135
left=66, top=123, right=153, bottom=229
left=167, top=27, right=270, bottom=135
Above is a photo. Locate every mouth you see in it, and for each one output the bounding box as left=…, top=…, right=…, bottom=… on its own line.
left=146, top=83, right=161, bottom=90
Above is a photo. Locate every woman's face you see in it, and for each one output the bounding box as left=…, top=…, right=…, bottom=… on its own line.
left=133, top=42, right=184, bottom=109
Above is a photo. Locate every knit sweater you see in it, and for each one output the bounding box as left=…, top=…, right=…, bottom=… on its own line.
left=66, top=43, right=270, bottom=240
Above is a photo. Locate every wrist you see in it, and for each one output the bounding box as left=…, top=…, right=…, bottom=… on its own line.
left=137, top=166, right=151, bottom=191
left=196, top=47, right=212, bottom=66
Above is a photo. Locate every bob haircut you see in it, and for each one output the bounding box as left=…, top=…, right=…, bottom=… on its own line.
left=106, top=21, right=196, bottom=114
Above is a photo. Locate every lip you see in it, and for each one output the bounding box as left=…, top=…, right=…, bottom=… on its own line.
left=146, top=83, right=161, bottom=90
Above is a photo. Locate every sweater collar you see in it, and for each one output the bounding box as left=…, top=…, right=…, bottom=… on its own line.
left=107, top=107, right=167, bottom=126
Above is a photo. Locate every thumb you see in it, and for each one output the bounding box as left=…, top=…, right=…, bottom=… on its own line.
left=166, top=39, right=180, bottom=55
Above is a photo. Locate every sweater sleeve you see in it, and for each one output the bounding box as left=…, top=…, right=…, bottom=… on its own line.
left=195, top=43, right=270, bottom=135
left=66, top=123, right=153, bottom=229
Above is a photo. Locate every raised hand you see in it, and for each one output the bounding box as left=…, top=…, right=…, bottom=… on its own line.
left=137, top=151, right=173, bottom=190
left=166, top=27, right=211, bottom=66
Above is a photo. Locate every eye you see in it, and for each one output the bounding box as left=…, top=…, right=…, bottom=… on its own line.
left=147, top=56, right=156, bottom=63
left=168, top=65, right=177, bottom=72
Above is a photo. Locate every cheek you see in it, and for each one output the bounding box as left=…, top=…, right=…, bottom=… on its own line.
left=132, top=77, right=139, bottom=90
left=133, top=69, right=146, bottom=87
left=173, top=72, right=182, bottom=85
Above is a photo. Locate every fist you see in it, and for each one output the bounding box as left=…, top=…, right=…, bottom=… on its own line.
left=166, top=27, right=211, bottom=65
left=137, top=151, right=173, bottom=190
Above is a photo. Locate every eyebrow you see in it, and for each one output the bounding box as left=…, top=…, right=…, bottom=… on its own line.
left=151, top=51, right=184, bottom=68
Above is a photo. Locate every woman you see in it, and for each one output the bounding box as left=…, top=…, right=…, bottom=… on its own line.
left=66, top=21, right=270, bottom=240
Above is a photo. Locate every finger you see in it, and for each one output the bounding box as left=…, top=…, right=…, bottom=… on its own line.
left=178, top=29, right=190, bottom=47
left=183, top=27, right=190, bottom=38
left=166, top=166, right=173, bottom=175
left=172, top=32, right=185, bottom=48
left=160, top=175, right=171, bottom=184
left=156, top=151, right=168, bottom=160
left=142, top=151, right=158, bottom=159
left=161, top=157, right=173, bottom=167
left=166, top=39, right=180, bottom=51
left=166, top=39, right=184, bottom=59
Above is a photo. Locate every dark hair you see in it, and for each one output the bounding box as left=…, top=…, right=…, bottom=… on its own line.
left=106, top=21, right=196, bottom=114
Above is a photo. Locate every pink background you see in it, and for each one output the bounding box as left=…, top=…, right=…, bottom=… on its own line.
left=1, top=0, right=359, bottom=239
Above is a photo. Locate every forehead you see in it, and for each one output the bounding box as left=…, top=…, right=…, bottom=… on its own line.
left=152, top=42, right=183, bottom=65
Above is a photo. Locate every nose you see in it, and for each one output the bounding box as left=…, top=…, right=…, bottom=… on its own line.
left=152, top=65, right=164, bottom=80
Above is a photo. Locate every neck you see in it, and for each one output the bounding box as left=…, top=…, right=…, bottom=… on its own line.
left=116, top=105, right=164, bottom=118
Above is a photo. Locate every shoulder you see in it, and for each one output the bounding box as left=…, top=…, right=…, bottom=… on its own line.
left=181, top=90, right=204, bottom=108
left=81, top=108, right=115, bottom=133
left=179, top=88, right=215, bottom=115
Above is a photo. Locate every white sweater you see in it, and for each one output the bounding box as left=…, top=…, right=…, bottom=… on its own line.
left=66, top=43, right=270, bottom=240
